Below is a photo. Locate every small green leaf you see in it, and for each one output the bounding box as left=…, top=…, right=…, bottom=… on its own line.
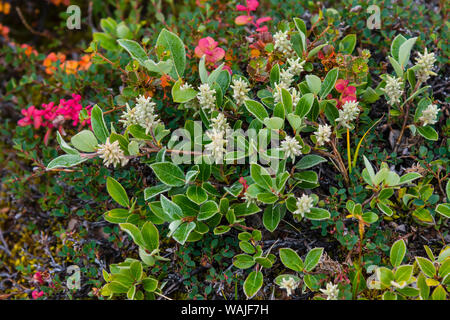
left=244, top=100, right=269, bottom=123
left=233, top=254, right=255, bottom=269
left=269, top=64, right=280, bottom=87
left=431, top=285, right=447, bottom=300
left=141, top=221, right=159, bottom=252
left=91, top=105, right=109, bottom=143
left=304, top=247, right=323, bottom=272
left=377, top=202, right=393, bottom=216
left=172, top=78, right=198, bottom=103
left=363, top=156, right=375, bottom=185
left=104, top=208, right=131, bottom=224
left=398, top=37, right=417, bottom=68
left=107, top=177, right=130, bottom=207
left=362, top=211, right=379, bottom=224
left=71, top=130, right=98, bottom=152
left=417, top=126, right=438, bottom=141
left=305, top=75, right=321, bottom=95
left=390, top=34, right=406, bottom=61
left=243, top=271, right=263, bottom=299
left=390, top=239, right=406, bottom=267
left=160, top=195, right=184, bottom=221
left=172, top=221, right=196, bottom=245
left=436, top=203, right=450, bottom=218
left=415, top=257, right=436, bottom=278
left=186, top=185, right=208, bottom=205
left=46, top=154, right=87, bottom=169
left=378, top=267, right=395, bottom=287
left=117, top=39, right=148, bottom=65
left=150, top=162, right=186, bottom=187
left=305, top=208, right=330, bottom=221
left=263, top=205, right=281, bottom=232
left=295, top=155, right=327, bottom=170
left=144, top=185, right=171, bottom=201
left=399, top=172, right=422, bottom=185
left=142, top=278, right=158, bottom=292
left=295, top=93, right=314, bottom=117
left=239, top=241, right=256, bottom=254
left=338, top=34, right=357, bottom=54
left=319, top=68, right=339, bottom=99
left=155, top=29, right=186, bottom=79
left=250, top=163, right=273, bottom=191
left=119, top=223, right=145, bottom=248
left=395, top=265, right=413, bottom=282
left=279, top=248, right=304, bottom=272
left=263, top=117, right=284, bottom=130
left=257, top=192, right=278, bottom=204
left=281, top=88, right=293, bottom=113
left=198, top=201, right=219, bottom=220
left=56, top=131, right=78, bottom=155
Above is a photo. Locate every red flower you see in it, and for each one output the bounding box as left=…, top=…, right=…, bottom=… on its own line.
left=18, top=94, right=91, bottom=133
left=335, top=79, right=349, bottom=93
left=235, top=0, right=271, bottom=33
left=333, top=80, right=357, bottom=109
left=32, top=290, right=44, bottom=299
left=195, top=37, right=226, bottom=64
left=33, top=272, right=45, bottom=285
left=238, top=177, right=249, bottom=196
left=236, top=0, right=259, bottom=12
left=18, top=106, right=43, bottom=129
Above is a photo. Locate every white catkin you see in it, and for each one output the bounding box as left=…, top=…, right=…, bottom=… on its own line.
left=314, top=124, right=332, bottom=146
left=419, top=104, right=440, bottom=126
left=293, top=194, right=314, bottom=217
left=336, top=100, right=360, bottom=129
left=197, top=83, right=216, bottom=112
left=97, top=138, right=129, bottom=168
left=281, top=135, right=302, bottom=162
left=230, top=78, right=250, bottom=106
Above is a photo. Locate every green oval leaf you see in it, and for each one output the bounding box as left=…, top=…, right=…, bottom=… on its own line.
left=390, top=239, right=406, bottom=267
left=243, top=271, right=263, bottom=299
left=304, top=247, right=323, bottom=272
left=279, top=248, right=304, bottom=272
left=107, top=177, right=130, bottom=208
left=71, top=130, right=98, bottom=152
left=150, top=162, right=186, bottom=187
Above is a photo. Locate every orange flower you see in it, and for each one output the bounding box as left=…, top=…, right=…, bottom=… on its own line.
left=43, top=52, right=66, bottom=74
left=77, top=54, right=92, bottom=71
left=159, top=74, right=172, bottom=88
left=250, top=49, right=260, bottom=58
left=0, top=1, right=11, bottom=14
left=43, top=52, right=92, bottom=75
left=20, top=44, right=38, bottom=57
left=61, top=60, right=79, bottom=74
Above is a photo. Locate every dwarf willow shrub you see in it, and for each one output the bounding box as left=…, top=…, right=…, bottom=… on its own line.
left=44, top=15, right=449, bottom=300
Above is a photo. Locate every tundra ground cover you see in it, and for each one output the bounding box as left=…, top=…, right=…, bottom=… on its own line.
left=0, top=0, right=448, bottom=300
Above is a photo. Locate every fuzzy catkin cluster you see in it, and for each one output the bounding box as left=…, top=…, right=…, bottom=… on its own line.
left=120, top=95, right=160, bottom=134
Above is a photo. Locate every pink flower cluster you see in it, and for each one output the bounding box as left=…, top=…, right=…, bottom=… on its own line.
left=31, top=272, right=48, bottom=299
left=194, top=37, right=226, bottom=64
left=235, top=0, right=271, bottom=32
left=194, top=37, right=232, bottom=74
left=18, top=94, right=92, bottom=130
left=329, top=80, right=357, bottom=109
left=32, top=290, right=44, bottom=299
